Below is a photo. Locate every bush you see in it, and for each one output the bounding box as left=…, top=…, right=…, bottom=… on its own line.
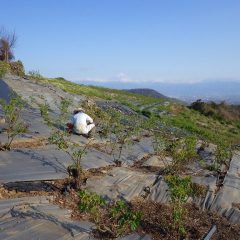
left=9, top=60, right=25, bottom=77
left=0, top=61, right=10, bottom=78
left=28, top=70, right=43, bottom=80
left=0, top=94, right=28, bottom=150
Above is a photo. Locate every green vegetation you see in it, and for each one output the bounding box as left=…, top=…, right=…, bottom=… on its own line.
left=165, top=175, right=204, bottom=237
left=79, top=190, right=106, bottom=222
left=152, top=127, right=199, bottom=173
left=162, top=106, right=240, bottom=146
left=49, top=130, right=89, bottom=188
left=171, top=136, right=199, bottom=173
left=25, top=74, right=238, bottom=176
left=0, top=94, right=28, bottom=150
left=35, top=98, right=87, bottom=189
left=28, top=70, right=44, bottom=80
left=78, top=190, right=142, bottom=237
left=110, top=200, right=142, bottom=234
left=28, top=75, right=239, bottom=147
left=190, top=99, right=240, bottom=123
left=0, top=61, right=10, bottom=78
left=57, top=98, right=71, bottom=128
left=31, top=76, right=164, bottom=110
left=39, top=101, right=51, bottom=125
left=98, top=109, right=144, bottom=164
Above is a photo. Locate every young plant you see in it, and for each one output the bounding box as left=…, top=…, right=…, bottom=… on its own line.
left=79, top=190, right=106, bottom=222
left=99, top=109, right=144, bottom=165
left=56, top=98, right=71, bottom=129
left=110, top=200, right=142, bottom=236
left=165, top=175, right=193, bottom=237
left=49, top=130, right=89, bottom=189
left=39, top=101, right=51, bottom=125
left=151, top=127, right=176, bottom=167
left=170, top=136, right=199, bottom=173
left=0, top=94, right=28, bottom=150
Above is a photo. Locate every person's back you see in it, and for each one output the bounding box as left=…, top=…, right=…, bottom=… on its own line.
left=71, top=109, right=95, bottom=135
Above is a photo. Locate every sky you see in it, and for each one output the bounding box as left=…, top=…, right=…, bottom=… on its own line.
left=1, top=0, right=240, bottom=84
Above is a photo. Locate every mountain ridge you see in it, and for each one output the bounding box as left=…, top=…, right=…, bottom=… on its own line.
left=125, top=88, right=169, bottom=99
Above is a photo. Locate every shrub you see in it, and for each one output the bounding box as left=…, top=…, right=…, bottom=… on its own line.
left=0, top=94, right=28, bottom=149
left=0, top=61, right=10, bottom=78
left=28, top=70, right=43, bottom=80
left=9, top=60, right=25, bottom=77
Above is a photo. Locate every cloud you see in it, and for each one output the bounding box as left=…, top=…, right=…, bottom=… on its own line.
left=72, top=72, right=135, bottom=83
left=112, top=72, right=135, bottom=83
left=71, top=72, right=240, bottom=85
left=71, top=77, right=109, bottom=83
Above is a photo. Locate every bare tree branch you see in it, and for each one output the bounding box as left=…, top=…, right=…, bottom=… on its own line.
left=0, top=27, right=17, bottom=62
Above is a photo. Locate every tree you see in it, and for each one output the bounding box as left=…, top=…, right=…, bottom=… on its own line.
left=0, top=27, right=17, bottom=62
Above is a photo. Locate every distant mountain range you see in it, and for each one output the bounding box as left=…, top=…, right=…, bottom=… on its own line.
left=76, top=80, right=240, bottom=104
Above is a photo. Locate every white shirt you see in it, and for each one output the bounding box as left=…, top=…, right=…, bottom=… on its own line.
left=70, top=112, right=94, bottom=134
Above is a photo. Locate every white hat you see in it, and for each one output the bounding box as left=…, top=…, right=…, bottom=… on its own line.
left=73, top=107, right=84, bottom=114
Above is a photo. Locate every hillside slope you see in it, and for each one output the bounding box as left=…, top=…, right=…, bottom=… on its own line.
left=0, top=74, right=240, bottom=239
left=125, top=88, right=169, bottom=99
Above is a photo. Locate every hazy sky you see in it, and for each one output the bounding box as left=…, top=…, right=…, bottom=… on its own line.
left=1, top=0, right=240, bottom=83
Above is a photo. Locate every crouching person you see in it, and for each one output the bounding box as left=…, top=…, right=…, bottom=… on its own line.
left=68, top=108, right=95, bottom=138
